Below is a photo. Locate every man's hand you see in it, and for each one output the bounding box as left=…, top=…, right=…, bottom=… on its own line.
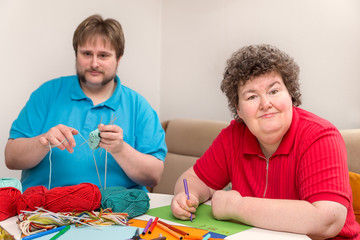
left=97, top=123, right=125, bottom=154
left=39, top=124, right=78, bottom=153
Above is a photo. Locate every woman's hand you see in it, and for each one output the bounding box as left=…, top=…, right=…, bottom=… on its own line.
left=211, top=190, right=242, bottom=220
left=171, top=192, right=199, bottom=220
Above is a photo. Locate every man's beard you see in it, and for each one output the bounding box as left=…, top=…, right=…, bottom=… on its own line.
left=77, top=69, right=115, bottom=86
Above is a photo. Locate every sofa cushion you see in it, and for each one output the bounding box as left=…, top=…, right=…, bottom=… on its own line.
left=340, top=129, right=360, bottom=174
left=349, top=171, right=360, bottom=224
left=152, top=153, right=199, bottom=194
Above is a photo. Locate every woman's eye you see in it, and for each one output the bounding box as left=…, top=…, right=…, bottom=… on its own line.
left=269, top=89, right=278, bottom=95
left=247, top=95, right=256, bottom=101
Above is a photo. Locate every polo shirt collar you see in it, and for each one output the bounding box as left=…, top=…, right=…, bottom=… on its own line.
left=70, top=75, right=122, bottom=111
left=243, top=106, right=299, bottom=156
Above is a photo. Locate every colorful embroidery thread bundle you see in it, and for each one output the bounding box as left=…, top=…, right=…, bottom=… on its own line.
left=18, top=207, right=128, bottom=236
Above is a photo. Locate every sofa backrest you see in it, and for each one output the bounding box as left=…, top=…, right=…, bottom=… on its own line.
left=340, top=129, right=360, bottom=174
left=151, top=118, right=229, bottom=194
left=152, top=119, right=360, bottom=194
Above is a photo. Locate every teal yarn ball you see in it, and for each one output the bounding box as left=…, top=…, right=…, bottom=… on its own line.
left=0, top=178, right=22, bottom=193
left=100, top=186, right=150, bottom=219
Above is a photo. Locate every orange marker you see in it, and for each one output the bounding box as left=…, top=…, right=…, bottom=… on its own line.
left=158, top=220, right=189, bottom=236
left=157, top=222, right=183, bottom=240
left=184, top=235, right=203, bottom=240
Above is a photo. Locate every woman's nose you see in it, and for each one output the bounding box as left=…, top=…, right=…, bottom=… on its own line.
left=260, top=96, right=272, bottom=110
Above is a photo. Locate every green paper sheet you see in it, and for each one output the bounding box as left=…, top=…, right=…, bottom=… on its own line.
left=146, top=204, right=253, bottom=236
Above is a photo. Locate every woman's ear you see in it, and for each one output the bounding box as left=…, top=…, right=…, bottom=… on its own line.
left=236, top=105, right=242, bottom=119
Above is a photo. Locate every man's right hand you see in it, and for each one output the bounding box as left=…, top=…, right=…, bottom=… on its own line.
left=39, top=124, right=79, bottom=153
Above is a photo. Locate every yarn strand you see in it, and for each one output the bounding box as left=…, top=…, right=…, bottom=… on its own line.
left=48, top=139, right=66, bottom=189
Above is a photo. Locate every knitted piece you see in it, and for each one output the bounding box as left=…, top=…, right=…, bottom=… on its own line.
left=101, top=186, right=150, bottom=219
left=88, top=129, right=101, bottom=150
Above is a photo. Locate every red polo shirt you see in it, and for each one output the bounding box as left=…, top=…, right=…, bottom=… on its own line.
left=194, top=107, right=360, bottom=239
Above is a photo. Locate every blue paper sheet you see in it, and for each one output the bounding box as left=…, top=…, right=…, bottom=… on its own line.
left=30, top=225, right=143, bottom=240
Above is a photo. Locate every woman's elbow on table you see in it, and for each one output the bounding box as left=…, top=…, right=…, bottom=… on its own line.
left=307, top=201, right=347, bottom=239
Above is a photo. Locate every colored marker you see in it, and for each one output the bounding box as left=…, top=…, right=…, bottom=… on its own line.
left=148, top=217, right=159, bottom=234
left=49, top=225, right=70, bottom=240
left=202, top=233, right=211, bottom=240
left=142, top=218, right=153, bottom=235
left=158, top=220, right=189, bottom=236
left=157, top=222, right=183, bottom=240
left=150, top=237, right=167, bottom=240
left=183, top=179, right=193, bottom=222
left=22, top=226, right=66, bottom=240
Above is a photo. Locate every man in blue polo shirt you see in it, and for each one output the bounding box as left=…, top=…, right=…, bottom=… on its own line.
left=5, top=15, right=167, bottom=192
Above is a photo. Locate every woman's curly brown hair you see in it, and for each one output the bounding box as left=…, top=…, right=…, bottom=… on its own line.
left=220, top=44, right=301, bottom=121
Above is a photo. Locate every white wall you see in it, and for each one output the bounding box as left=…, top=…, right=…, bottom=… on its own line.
left=0, top=0, right=163, bottom=179
left=160, top=0, right=360, bottom=129
left=1, top=0, right=360, bottom=179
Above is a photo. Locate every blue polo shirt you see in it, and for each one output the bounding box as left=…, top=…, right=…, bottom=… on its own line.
left=9, top=75, right=167, bottom=191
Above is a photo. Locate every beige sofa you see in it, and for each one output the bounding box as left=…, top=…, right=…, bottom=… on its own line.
left=150, top=118, right=360, bottom=194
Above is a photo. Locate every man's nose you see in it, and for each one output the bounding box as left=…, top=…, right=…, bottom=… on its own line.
left=91, top=56, right=99, bottom=68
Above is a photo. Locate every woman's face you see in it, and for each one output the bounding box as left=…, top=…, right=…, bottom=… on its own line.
left=237, top=71, right=293, bottom=148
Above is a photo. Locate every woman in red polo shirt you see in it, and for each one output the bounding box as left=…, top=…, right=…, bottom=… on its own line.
left=171, top=44, right=360, bottom=239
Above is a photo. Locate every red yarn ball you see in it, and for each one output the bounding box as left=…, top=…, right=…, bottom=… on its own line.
left=44, top=183, right=101, bottom=212
left=16, top=185, right=47, bottom=215
left=0, top=187, right=21, bottom=221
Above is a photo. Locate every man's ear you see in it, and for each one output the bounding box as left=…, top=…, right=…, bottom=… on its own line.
left=116, top=56, right=122, bottom=68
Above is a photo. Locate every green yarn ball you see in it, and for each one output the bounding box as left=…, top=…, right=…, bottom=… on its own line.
left=100, top=186, right=150, bottom=219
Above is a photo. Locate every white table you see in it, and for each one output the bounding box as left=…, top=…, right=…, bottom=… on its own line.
left=0, top=193, right=310, bottom=239
left=140, top=193, right=310, bottom=240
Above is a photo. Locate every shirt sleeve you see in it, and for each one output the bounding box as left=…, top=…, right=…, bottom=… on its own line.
left=297, top=126, right=351, bottom=207
left=9, top=81, right=55, bottom=139
left=134, top=95, right=167, bottom=161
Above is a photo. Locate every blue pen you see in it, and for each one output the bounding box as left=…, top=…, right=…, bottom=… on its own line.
left=183, top=178, right=193, bottom=222
left=22, top=226, right=66, bottom=240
